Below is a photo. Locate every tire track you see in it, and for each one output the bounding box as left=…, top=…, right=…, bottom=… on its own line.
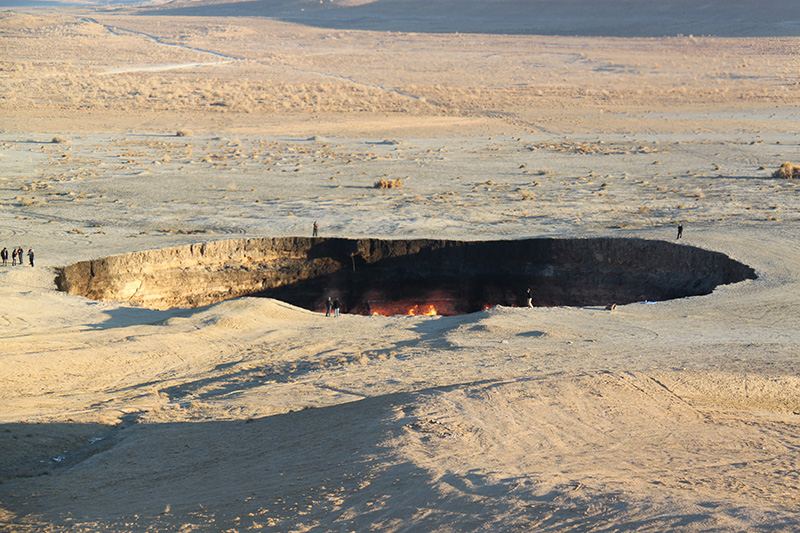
left=81, top=17, right=246, bottom=61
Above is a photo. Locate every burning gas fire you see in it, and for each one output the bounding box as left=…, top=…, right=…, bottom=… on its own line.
left=352, top=291, right=466, bottom=316
left=370, top=304, right=438, bottom=316
left=405, top=304, right=437, bottom=316
left=366, top=299, right=457, bottom=316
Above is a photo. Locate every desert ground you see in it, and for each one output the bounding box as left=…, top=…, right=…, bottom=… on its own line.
left=2, top=2, right=800, bottom=531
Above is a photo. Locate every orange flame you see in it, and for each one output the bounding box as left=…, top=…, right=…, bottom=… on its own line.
left=363, top=296, right=459, bottom=316
left=406, top=304, right=437, bottom=316
left=369, top=303, right=441, bottom=316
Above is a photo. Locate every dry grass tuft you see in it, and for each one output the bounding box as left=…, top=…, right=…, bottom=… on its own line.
left=51, top=135, right=70, bottom=144
left=20, top=196, right=46, bottom=207
left=773, top=162, right=800, bottom=179
left=374, top=178, right=403, bottom=189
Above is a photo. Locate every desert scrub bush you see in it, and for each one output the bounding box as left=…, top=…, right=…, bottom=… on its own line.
left=374, top=178, right=403, bottom=189
left=774, top=162, right=800, bottom=179
left=51, top=136, right=70, bottom=144
left=19, top=196, right=46, bottom=207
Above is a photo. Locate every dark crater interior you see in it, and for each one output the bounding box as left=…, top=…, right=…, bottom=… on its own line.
left=55, top=237, right=757, bottom=315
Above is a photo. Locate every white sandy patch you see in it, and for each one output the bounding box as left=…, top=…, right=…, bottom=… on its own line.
left=102, top=61, right=233, bottom=74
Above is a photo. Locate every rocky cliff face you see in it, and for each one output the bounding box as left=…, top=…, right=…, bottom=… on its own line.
left=55, top=237, right=757, bottom=314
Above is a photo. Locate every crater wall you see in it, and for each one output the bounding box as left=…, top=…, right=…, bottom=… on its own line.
left=54, top=237, right=757, bottom=314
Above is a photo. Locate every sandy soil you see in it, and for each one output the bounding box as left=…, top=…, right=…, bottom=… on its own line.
left=2, top=3, right=800, bottom=531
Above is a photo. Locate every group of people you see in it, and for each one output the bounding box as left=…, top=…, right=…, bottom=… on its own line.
left=325, top=296, right=341, bottom=317
left=1, top=247, right=33, bottom=267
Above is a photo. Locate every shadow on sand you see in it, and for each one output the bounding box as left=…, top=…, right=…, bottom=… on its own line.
left=84, top=303, right=204, bottom=330
left=0, top=382, right=714, bottom=532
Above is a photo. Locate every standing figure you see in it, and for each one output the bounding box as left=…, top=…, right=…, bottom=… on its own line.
left=526, top=288, right=533, bottom=308
left=312, top=221, right=318, bottom=237
left=325, top=296, right=333, bottom=317
left=11, top=247, right=17, bottom=266
left=677, top=224, right=683, bottom=239
left=333, top=298, right=341, bottom=318
left=1, top=247, right=7, bottom=266
left=27, top=248, right=34, bottom=267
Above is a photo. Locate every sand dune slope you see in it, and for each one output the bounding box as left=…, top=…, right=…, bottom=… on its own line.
left=6, top=372, right=800, bottom=531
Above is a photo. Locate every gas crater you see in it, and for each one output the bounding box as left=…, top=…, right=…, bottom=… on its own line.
left=55, top=237, right=757, bottom=315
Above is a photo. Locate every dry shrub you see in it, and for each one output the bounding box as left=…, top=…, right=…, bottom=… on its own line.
left=374, top=178, right=403, bottom=189
left=773, top=162, right=800, bottom=179
left=20, top=196, right=46, bottom=206
left=51, top=135, right=70, bottom=144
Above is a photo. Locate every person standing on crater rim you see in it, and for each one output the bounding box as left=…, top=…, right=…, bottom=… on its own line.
left=333, top=298, right=341, bottom=317
left=312, top=221, right=318, bottom=237
left=526, top=287, right=534, bottom=308
left=27, top=248, right=34, bottom=267
left=677, top=223, right=683, bottom=239
left=1, top=247, right=7, bottom=266
left=325, top=296, right=333, bottom=317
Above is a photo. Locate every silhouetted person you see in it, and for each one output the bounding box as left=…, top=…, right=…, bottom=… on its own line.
left=27, top=248, right=34, bottom=267
left=333, top=298, right=341, bottom=317
left=0, top=247, right=7, bottom=266
left=526, top=288, right=533, bottom=308
left=11, top=248, right=17, bottom=266
left=325, top=296, right=333, bottom=317
left=677, top=224, right=683, bottom=239
left=312, top=221, right=318, bottom=237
